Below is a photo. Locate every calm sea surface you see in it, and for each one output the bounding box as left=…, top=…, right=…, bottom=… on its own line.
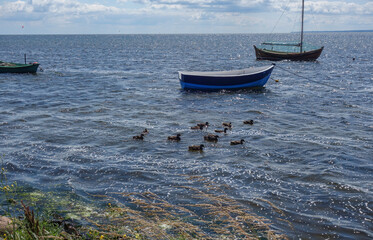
left=0, top=33, right=372, bottom=239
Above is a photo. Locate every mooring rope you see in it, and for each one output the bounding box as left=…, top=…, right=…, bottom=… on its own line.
left=274, top=64, right=341, bottom=89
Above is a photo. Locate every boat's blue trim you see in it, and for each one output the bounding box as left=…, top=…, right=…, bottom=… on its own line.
left=180, top=74, right=271, bottom=90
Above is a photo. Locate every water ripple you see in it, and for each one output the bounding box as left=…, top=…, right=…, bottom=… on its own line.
left=0, top=33, right=372, bottom=239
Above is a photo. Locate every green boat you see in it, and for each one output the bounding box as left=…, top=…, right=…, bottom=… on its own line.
left=0, top=61, right=40, bottom=73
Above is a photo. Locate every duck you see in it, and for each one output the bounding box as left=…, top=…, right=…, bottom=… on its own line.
left=243, top=120, right=254, bottom=125
left=191, top=125, right=203, bottom=130
left=197, top=122, right=209, bottom=128
left=167, top=133, right=181, bottom=141
left=222, top=122, right=232, bottom=128
left=188, top=144, right=204, bottom=151
left=142, top=128, right=149, bottom=134
left=204, top=134, right=219, bottom=142
left=133, top=134, right=145, bottom=140
left=230, top=139, right=245, bottom=145
left=215, top=128, right=228, bottom=133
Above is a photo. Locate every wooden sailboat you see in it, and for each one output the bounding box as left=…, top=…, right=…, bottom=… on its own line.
left=254, top=0, right=323, bottom=61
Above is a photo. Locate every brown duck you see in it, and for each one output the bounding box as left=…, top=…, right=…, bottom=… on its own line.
left=197, top=122, right=209, bottom=128
left=191, top=125, right=204, bottom=130
left=133, top=134, right=145, bottom=140
left=188, top=144, right=204, bottom=151
left=243, top=120, right=254, bottom=125
left=230, top=139, right=245, bottom=145
left=204, top=134, right=219, bottom=142
left=167, top=133, right=181, bottom=141
left=215, top=128, right=228, bottom=133
left=222, top=122, right=232, bottom=128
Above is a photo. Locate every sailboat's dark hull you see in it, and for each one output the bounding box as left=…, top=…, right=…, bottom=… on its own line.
left=254, top=45, right=323, bottom=61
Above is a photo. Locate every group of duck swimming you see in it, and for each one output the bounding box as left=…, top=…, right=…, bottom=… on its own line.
left=132, top=119, right=255, bottom=152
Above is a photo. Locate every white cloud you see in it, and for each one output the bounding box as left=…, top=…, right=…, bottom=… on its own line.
left=2, top=0, right=372, bottom=18
left=0, top=0, right=372, bottom=33
left=0, top=0, right=120, bottom=19
left=307, top=1, right=373, bottom=15
left=0, top=0, right=32, bottom=14
left=271, top=0, right=373, bottom=15
left=122, top=0, right=269, bottom=12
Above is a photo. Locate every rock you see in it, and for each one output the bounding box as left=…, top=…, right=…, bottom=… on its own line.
left=0, top=216, right=14, bottom=233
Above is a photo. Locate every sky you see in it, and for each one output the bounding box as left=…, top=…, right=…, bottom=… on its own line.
left=0, top=0, right=372, bottom=34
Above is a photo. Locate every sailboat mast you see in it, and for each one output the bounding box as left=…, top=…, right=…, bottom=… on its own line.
left=300, top=0, right=304, bottom=52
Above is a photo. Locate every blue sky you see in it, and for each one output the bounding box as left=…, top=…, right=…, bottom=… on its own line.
left=0, top=0, right=372, bottom=34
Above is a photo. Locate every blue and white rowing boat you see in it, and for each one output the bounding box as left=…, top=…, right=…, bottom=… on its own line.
left=178, top=64, right=275, bottom=90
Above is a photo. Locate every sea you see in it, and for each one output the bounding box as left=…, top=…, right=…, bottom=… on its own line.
left=0, top=33, right=372, bottom=239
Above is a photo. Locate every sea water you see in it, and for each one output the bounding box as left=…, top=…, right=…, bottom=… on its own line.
left=0, top=33, right=372, bottom=239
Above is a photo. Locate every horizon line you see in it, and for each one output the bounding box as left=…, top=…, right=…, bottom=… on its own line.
left=1, top=30, right=372, bottom=36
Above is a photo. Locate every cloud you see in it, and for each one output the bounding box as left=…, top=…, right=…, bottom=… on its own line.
left=271, top=0, right=373, bottom=15
left=121, top=0, right=270, bottom=13
left=266, top=0, right=373, bottom=32
left=1, top=0, right=372, bottom=21
left=0, top=0, right=120, bottom=22
left=0, top=0, right=372, bottom=33
left=0, top=1, right=31, bottom=13
left=306, top=1, right=373, bottom=15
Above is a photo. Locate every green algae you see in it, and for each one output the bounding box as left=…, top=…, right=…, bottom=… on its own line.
left=1, top=167, right=289, bottom=239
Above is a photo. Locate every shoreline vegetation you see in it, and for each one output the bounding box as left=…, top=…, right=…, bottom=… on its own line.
left=1, top=166, right=289, bottom=239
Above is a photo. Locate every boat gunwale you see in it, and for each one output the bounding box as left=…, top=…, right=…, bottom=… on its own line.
left=0, top=61, right=39, bottom=68
left=261, top=42, right=302, bottom=47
